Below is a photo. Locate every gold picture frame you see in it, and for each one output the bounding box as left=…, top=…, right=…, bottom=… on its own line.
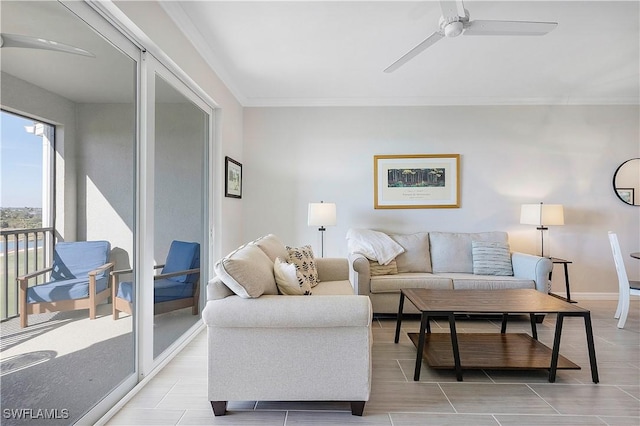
left=374, top=154, right=460, bottom=209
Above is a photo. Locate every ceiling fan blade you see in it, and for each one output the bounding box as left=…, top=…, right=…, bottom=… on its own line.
left=0, top=33, right=94, bottom=57
left=439, top=0, right=465, bottom=20
left=464, top=20, right=558, bottom=36
left=384, top=31, right=444, bottom=73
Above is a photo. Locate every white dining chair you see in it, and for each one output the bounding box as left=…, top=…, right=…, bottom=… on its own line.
left=608, top=232, right=640, bottom=329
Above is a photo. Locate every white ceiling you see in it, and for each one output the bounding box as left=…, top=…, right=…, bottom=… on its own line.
left=1, top=1, right=638, bottom=108
left=162, top=0, right=640, bottom=107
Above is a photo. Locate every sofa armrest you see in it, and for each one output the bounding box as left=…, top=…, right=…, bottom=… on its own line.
left=203, top=294, right=372, bottom=328
left=316, top=257, right=349, bottom=282
left=511, top=252, right=553, bottom=293
left=348, top=253, right=371, bottom=296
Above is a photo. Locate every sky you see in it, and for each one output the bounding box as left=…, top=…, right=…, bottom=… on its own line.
left=1, top=111, right=45, bottom=208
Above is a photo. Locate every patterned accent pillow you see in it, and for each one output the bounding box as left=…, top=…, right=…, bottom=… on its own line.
left=472, top=241, right=513, bottom=276
left=274, top=257, right=312, bottom=295
left=286, top=245, right=320, bottom=287
left=369, top=259, right=399, bottom=276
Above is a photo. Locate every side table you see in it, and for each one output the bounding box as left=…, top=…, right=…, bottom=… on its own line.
left=549, top=257, right=576, bottom=303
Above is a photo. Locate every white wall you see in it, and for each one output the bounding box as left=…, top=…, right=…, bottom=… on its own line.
left=243, top=105, right=640, bottom=295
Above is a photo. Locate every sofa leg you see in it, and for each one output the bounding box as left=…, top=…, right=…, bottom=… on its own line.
left=210, top=401, right=227, bottom=416
left=350, top=401, right=365, bottom=416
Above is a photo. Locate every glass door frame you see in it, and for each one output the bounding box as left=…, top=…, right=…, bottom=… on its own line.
left=140, top=52, right=212, bottom=375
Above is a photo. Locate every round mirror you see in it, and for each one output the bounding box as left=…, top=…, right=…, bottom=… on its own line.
left=613, top=158, right=640, bottom=206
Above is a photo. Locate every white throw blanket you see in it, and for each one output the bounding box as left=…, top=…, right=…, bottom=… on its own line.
left=346, top=228, right=405, bottom=265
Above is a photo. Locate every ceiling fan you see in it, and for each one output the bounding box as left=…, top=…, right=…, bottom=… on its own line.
left=0, top=33, right=94, bottom=57
left=384, top=0, right=557, bottom=73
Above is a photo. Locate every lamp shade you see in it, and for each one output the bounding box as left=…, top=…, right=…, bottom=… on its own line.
left=308, top=202, right=337, bottom=227
left=520, top=203, right=564, bottom=226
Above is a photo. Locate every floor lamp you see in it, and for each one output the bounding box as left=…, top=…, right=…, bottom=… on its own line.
left=308, top=201, right=336, bottom=258
left=520, top=202, right=564, bottom=257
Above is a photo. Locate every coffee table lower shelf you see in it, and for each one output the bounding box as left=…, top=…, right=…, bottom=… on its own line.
left=408, top=332, right=581, bottom=371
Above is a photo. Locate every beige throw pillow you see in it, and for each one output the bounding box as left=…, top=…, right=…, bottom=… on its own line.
left=274, top=257, right=312, bottom=295
left=286, top=245, right=319, bottom=287
left=369, top=259, right=398, bottom=276
left=214, top=243, right=278, bottom=298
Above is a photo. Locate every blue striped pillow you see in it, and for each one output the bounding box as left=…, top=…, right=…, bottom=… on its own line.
left=472, top=241, right=513, bottom=276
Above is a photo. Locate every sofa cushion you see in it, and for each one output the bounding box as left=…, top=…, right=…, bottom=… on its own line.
left=439, top=273, right=534, bottom=290
left=369, top=259, right=398, bottom=276
left=472, top=241, right=513, bottom=276
left=274, top=257, right=312, bottom=295
left=429, top=231, right=508, bottom=273
left=27, top=276, right=109, bottom=303
left=370, top=273, right=452, bottom=294
left=253, top=234, right=288, bottom=262
left=214, top=243, right=278, bottom=298
left=286, top=245, right=319, bottom=288
left=389, top=232, right=432, bottom=273
left=310, top=279, right=355, bottom=295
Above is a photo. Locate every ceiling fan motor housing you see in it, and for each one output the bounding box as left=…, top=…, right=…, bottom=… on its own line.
left=438, top=9, right=470, bottom=38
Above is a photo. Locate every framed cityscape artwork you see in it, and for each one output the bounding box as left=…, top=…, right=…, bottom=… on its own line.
left=374, top=154, right=460, bottom=209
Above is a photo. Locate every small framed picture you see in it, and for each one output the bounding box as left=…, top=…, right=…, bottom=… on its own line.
left=225, top=156, right=242, bottom=198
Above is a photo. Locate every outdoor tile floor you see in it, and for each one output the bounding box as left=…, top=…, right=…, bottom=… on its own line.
left=107, top=299, right=640, bottom=426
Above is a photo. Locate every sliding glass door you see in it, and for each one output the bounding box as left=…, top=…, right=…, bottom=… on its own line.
left=1, top=1, right=213, bottom=423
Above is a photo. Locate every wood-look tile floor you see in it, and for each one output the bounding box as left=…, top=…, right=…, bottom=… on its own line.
left=107, top=299, right=639, bottom=425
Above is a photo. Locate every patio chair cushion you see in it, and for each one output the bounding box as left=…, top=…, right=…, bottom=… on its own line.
left=27, top=276, right=109, bottom=303
left=116, top=280, right=195, bottom=303
left=161, top=241, right=200, bottom=283
left=50, top=241, right=111, bottom=280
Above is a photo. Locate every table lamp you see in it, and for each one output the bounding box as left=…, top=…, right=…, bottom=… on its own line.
left=308, top=201, right=336, bottom=257
left=520, top=202, right=564, bottom=257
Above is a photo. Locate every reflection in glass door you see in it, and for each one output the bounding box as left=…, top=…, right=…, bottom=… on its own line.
left=152, top=74, right=207, bottom=359
left=0, top=1, right=137, bottom=424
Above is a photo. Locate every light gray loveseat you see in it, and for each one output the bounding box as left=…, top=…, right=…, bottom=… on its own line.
left=202, top=234, right=372, bottom=417
left=348, top=230, right=553, bottom=314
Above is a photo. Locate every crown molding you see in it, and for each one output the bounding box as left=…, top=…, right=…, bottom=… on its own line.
left=159, top=1, right=247, bottom=106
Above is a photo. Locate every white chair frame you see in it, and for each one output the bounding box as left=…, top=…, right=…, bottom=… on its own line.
left=608, top=232, right=640, bottom=329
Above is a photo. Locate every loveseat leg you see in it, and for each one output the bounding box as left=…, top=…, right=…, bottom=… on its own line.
left=350, top=401, right=365, bottom=416
left=210, top=401, right=227, bottom=416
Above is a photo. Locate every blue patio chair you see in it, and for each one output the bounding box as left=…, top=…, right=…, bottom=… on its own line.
left=18, top=240, right=114, bottom=328
left=112, top=240, right=200, bottom=319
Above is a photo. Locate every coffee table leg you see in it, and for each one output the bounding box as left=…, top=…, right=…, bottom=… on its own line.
left=394, top=292, right=405, bottom=344
left=583, top=312, right=599, bottom=383
left=448, top=313, right=463, bottom=381
left=529, top=313, right=538, bottom=340
left=549, top=313, right=564, bottom=382
left=413, top=312, right=429, bottom=381
left=501, top=314, right=508, bottom=333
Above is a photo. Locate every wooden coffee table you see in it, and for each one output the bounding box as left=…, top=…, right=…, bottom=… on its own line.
left=395, top=288, right=599, bottom=383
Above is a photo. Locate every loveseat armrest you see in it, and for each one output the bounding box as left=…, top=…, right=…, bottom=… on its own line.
left=316, top=257, right=349, bottom=282
left=348, top=253, right=371, bottom=296
left=202, top=294, right=372, bottom=328
left=511, top=252, right=553, bottom=293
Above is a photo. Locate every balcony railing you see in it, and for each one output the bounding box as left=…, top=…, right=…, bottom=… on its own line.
left=0, top=227, right=55, bottom=321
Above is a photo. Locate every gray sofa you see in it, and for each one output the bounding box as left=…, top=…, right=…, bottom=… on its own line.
left=348, top=230, right=553, bottom=314
left=202, top=234, right=372, bottom=417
